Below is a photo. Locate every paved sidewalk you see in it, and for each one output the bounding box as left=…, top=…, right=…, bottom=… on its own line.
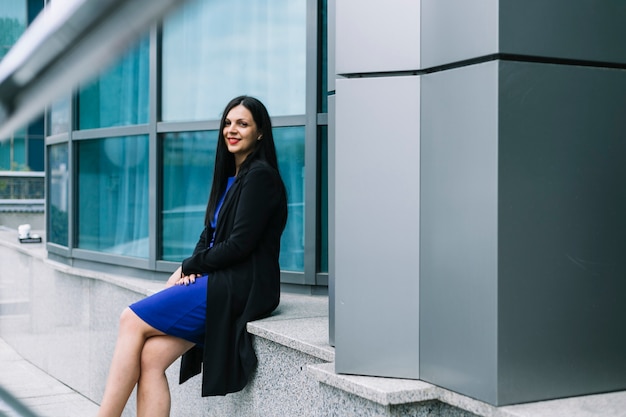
left=0, top=338, right=99, bottom=417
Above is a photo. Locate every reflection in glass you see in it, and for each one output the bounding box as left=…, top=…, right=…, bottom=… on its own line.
left=77, top=136, right=149, bottom=258
left=161, top=131, right=217, bottom=261
left=0, top=1, right=26, bottom=60
left=162, top=0, right=306, bottom=121
left=48, top=144, right=69, bottom=246
left=0, top=128, right=26, bottom=170
left=275, top=126, right=305, bottom=272
left=49, top=97, right=70, bottom=135
left=78, top=37, right=149, bottom=129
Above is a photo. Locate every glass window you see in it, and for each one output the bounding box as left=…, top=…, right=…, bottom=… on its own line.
left=276, top=126, right=305, bottom=272
left=0, top=137, right=11, bottom=169
left=161, top=131, right=217, bottom=261
left=77, top=135, right=149, bottom=258
left=0, top=127, right=26, bottom=170
left=162, top=0, right=307, bottom=121
left=78, top=37, right=149, bottom=129
left=27, top=116, right=44, bottom=171
left=318, top=126, right=328, bottom=273
left=49, top=97, right=70, bottom=135
left=27, top=0, right=44, bottom=24
left=319, top=0, right=328, bottom=113
left=48, top=144, right=69, bottom=246
left=0, top=1, right=26, bottom=60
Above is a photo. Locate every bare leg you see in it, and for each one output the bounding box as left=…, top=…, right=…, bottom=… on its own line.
left=136, top=335, right=195, bottom=417
left=97, top=308, right=167, bottom=417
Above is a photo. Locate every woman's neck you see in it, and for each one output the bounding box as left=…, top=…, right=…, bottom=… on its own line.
left=234, top=154, right=249, bottom=175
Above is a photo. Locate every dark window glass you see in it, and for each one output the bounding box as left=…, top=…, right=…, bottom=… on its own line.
left=318, top=126, right=328, bottom=273
left=319, top=0, right=328, bottom=113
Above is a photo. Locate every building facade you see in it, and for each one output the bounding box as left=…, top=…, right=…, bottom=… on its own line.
left=1, top=0, right=624, bottom=409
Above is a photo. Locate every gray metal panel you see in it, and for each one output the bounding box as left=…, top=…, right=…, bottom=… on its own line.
left=420, top=61, right=499, bottom=404
left=327, top=0, right=335, bottom=92
left=500, top=1, right=626, bottom=64
left=335, top=76, right=420, bottom=378
left=304, top=0, right=320, bottom=285
left=421, top=0, right=499, bottom=69
left=335, top=0, right=420, bottom=74
left=421, top=0, right=626, bottom=69
left=328, top=94, right=336, bottom=346
left=148, top=24, right=159, bottom=270
left=497, top=61, right=626, bottom=404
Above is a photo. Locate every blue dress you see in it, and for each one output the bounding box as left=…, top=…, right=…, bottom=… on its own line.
left=129, top=177, right=236, bottom=346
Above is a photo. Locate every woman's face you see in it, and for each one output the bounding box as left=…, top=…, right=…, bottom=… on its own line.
left=223, top=104, right=260, bottom=166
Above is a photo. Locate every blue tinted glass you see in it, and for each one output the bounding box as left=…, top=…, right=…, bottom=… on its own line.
left=48, top=144, right=69, bottom=246
left=0, top=128, right=26, bottom=170
left=0, top=138, right=10, bottom=169
left=0, top=1, right=26, bottom=60
left=275, top=126, right=305, bottom=272
left=161, top=131, right=217, bottom=261
left=13, top=135, right=25, bottom=168
left=162, top=0, right=306, bottom=121
left=49, top=97, right=70, bottom=135
left=77, top=136, right=149, bottom=258
left=78, top=37, right=149, bottom=129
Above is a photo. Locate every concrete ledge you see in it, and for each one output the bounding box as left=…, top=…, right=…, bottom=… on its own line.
left=2, top=228, right=626, bottom=417
left=308, top=362, right=437, bottom=406
left=248, top=294, right=334, bottom=362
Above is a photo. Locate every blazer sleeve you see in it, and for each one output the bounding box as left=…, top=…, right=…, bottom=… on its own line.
left=191, top=226, right=213, bottom=256
left=181, top=166, right=283, bottom=275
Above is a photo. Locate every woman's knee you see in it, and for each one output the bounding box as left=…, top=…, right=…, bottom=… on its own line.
left=118, top=307, right=149, bottom=335
left=119, top=307, right=136, bottom=326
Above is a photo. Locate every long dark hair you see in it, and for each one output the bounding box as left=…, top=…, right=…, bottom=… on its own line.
left=204, top=95, right=281, bottom=226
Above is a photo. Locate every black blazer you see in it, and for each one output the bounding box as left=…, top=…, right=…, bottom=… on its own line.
left=179, top=158, right=287, bottom=396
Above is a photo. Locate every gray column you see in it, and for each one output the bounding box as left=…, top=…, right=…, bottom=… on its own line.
left=420, top=0, right=626, bottom=406
left=333, top=0, right=626, bottom=405
left=335, top=75, right=420, bottom=379
left=334, top=0, right=422, bottom=379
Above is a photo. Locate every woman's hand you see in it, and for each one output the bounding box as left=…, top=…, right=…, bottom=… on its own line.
left=176, top=273, right=199, bottom=286
left=166, top=266, right=200, bottom=287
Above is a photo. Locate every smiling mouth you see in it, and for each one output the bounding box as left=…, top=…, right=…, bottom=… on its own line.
left=227, top=138, right=240, bottom=145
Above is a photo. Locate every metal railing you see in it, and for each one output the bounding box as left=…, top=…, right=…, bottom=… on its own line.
left=0, top=171, right=44, bottom=200
left=0, top=385, right=40, bottom=417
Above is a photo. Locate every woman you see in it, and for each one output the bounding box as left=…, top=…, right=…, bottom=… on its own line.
left=97, top=96, right=288, bottom=417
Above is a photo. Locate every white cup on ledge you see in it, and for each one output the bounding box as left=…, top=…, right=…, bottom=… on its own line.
left=18, top=224, right=31, bottom=239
